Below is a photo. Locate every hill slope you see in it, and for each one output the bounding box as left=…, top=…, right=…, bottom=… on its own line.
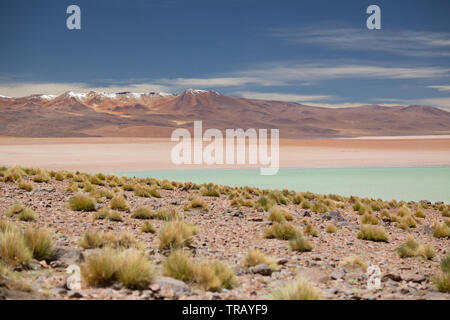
left=1, top=89, right=449, bottom=138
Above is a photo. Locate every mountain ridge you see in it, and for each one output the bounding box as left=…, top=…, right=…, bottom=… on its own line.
left=1, top=89, right=449, bottom=138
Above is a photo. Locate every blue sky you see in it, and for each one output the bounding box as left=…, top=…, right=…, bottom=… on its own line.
left=0, top=0, right=449, bottom=108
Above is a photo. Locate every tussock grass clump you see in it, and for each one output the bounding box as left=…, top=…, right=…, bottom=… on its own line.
left=117, top=249, right=156, bottom=289
left=289, top=235, right=314, bottom=252
left=396, top=237, right=436, bottom=260
left=93, top=207, right=109, bottom=220
left=0, top=229, right=32, bottom=265
left=110, top=194, right=130, bottom=211
left=267, top=206, right=293, bottom=222
left=193, top=260, right=237, bottom=291
left=32, top=172, right=50, bottom=183
left=200, top=183, right=220, bottom=197
left=325, top=223, right=337, bottom=233
left=432, top=221, right=450, bottom=238
left=415, top=208, right=426, bottom=218
left=311, top=202, right=329, bottom=214
left=68, top=194, right=96, bottom=211
left=18, top=208, right=36, bottom=222
left=300, top=199, right=311, bottom=209
left=153, top=208, right=182, bottom=221
left=397, top=206, right=411, bottom=217
left=379, top=210, right=392, bottom=222
left=131, top=206, right=154, bottom=219
left=431, top=254, right=450, bottom=293
left=184, top=198, right=209, bottom=212
left=24, top=227, right=56, bottom=261
left=66, top=182, right=79, bottom=192
left=134, top=184, right=161, bottom=198
left=243, top=249, right=277, bottom=271
left=357, top=225, right=388, bottom=242
left=397, top=215, right=417, bottom=230
left=163, top=250, right=237, bottom=291
left=81, top=247, right=119, bottom=287
left=5, top=203, right=26, bottom=217
left=79, top=230, right=141, bottom=250
left=163, top=249, right=195, bottom=282
left=255, top=196, right=276, bottom=211
left=141, top=222, right=155, bottom=233
left=303, top=222, right=318, bottom=237
left=158, top=221, right=197, bottom=250
left=263, top=222, right=300, bottom=240
left=341, top=256, right=368, bottom=271
left=89, top=188, right=114, bottom=200
left=360, top=213, right=379, bottom=225
left=108, top=211, right=123, bottom=222
left=269, top=278, right=323, bottom=300
left=17, top=179, right=33, bottom=191
left=160, top=179, right=174, bottom=190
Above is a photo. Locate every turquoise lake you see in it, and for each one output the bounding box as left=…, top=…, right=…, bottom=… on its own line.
left=116, top=167, right=450, bottom=203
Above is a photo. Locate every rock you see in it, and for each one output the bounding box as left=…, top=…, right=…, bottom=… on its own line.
left=382, top=273, right=402, bottom=282
left=54, top=247, right=83, bottom=267
left=153, top=277, right=191, bottom=297
left=250, top=264, right=272, bottom=276
left=249, top=217, right=263, bottom=222
left=303, top=210, right=311, bottom=217
left=331, top=270, right=346, bottom=280
left=321, top=210, right=345, bottom=222
left=68, top=291, right=83, bottom=299
left=403, top=274, right=426, bottom=283
left=277, top=258, right=289, bottom=265
left=25, top=259, right=42, bottom=271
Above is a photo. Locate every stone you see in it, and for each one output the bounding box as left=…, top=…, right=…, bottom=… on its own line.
left=153, top=277, right=191, bottom=296
left=250, top=264, right=272, bottom=276
left=321, top=210, right=345, bottom=222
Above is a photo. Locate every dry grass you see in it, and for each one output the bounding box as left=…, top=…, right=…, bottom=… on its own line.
left=360, top=213, right=379, bottom=225
left=357, top=225, right=389, bottom=242
left=432, top=221, right=450, bottom=238
left=269, top=277, right=323, bottom=300
left=267, top=206, right=293, bottom=222
left=289, top=235, right=314, bottom=252
left=81, top=247, right=120, bottom=287
left=163, top=249, right=195, bottom=282
left=109, top=194, right=130, bottom=211
left=341, top=256, right=368, bottom=271
left=68, top=194, right=96, bottom=211
left=131, top=206, right=154, bottom=219
left=141, top=222, right=156, bottom=233
left=5, top=203, right=25, bottom=217
left=24, top=227, right=56, bottom=261
left=117, top=249, right=156, bottom=289
left=17, top=179, right=33, bottom=192
left=243, top=249, right=277, bottom=271
left=18, top=208, right=36, bottom=221
left=79, top=230, right=141, bottom=250
left=158, top=221, right=197, bottom=250
left=93, top=207, right=109, bottom=220
left=108, top=210, right=123, bottom=222
left=0, top=229, right=32, bottom=265
left=263, top=222, right=300, bottom=240
left=325, top=223, right=337, bottom=233
left=184, top=198, right=209, bottom=212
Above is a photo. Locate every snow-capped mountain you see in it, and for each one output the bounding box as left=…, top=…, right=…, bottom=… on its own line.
left=0, top=89, right=449, bottom=138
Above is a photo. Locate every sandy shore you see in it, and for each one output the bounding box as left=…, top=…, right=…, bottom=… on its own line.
left=0, top=136, right=449, bottom=172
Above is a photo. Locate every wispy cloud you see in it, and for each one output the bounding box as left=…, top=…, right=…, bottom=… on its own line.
left=428, top=85, right=450, bottom=92
left=232, top=62, right=450, bottom=84
left=235, top=91, right=333, bottom=102
left=416, top=97, right=450, bottom=109
left=269, top=27, right=450, bottom=57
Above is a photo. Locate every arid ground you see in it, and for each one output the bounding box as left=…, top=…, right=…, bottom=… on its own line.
left=0, top=166, right=449, bottom=300
left=1, top=136, right=449, bottom=172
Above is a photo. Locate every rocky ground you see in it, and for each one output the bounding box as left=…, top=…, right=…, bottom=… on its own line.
left=0, top=168, right=449, bottom=300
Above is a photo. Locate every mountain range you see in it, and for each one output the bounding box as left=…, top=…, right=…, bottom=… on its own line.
left=1, top=89, right=449, bottom=138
